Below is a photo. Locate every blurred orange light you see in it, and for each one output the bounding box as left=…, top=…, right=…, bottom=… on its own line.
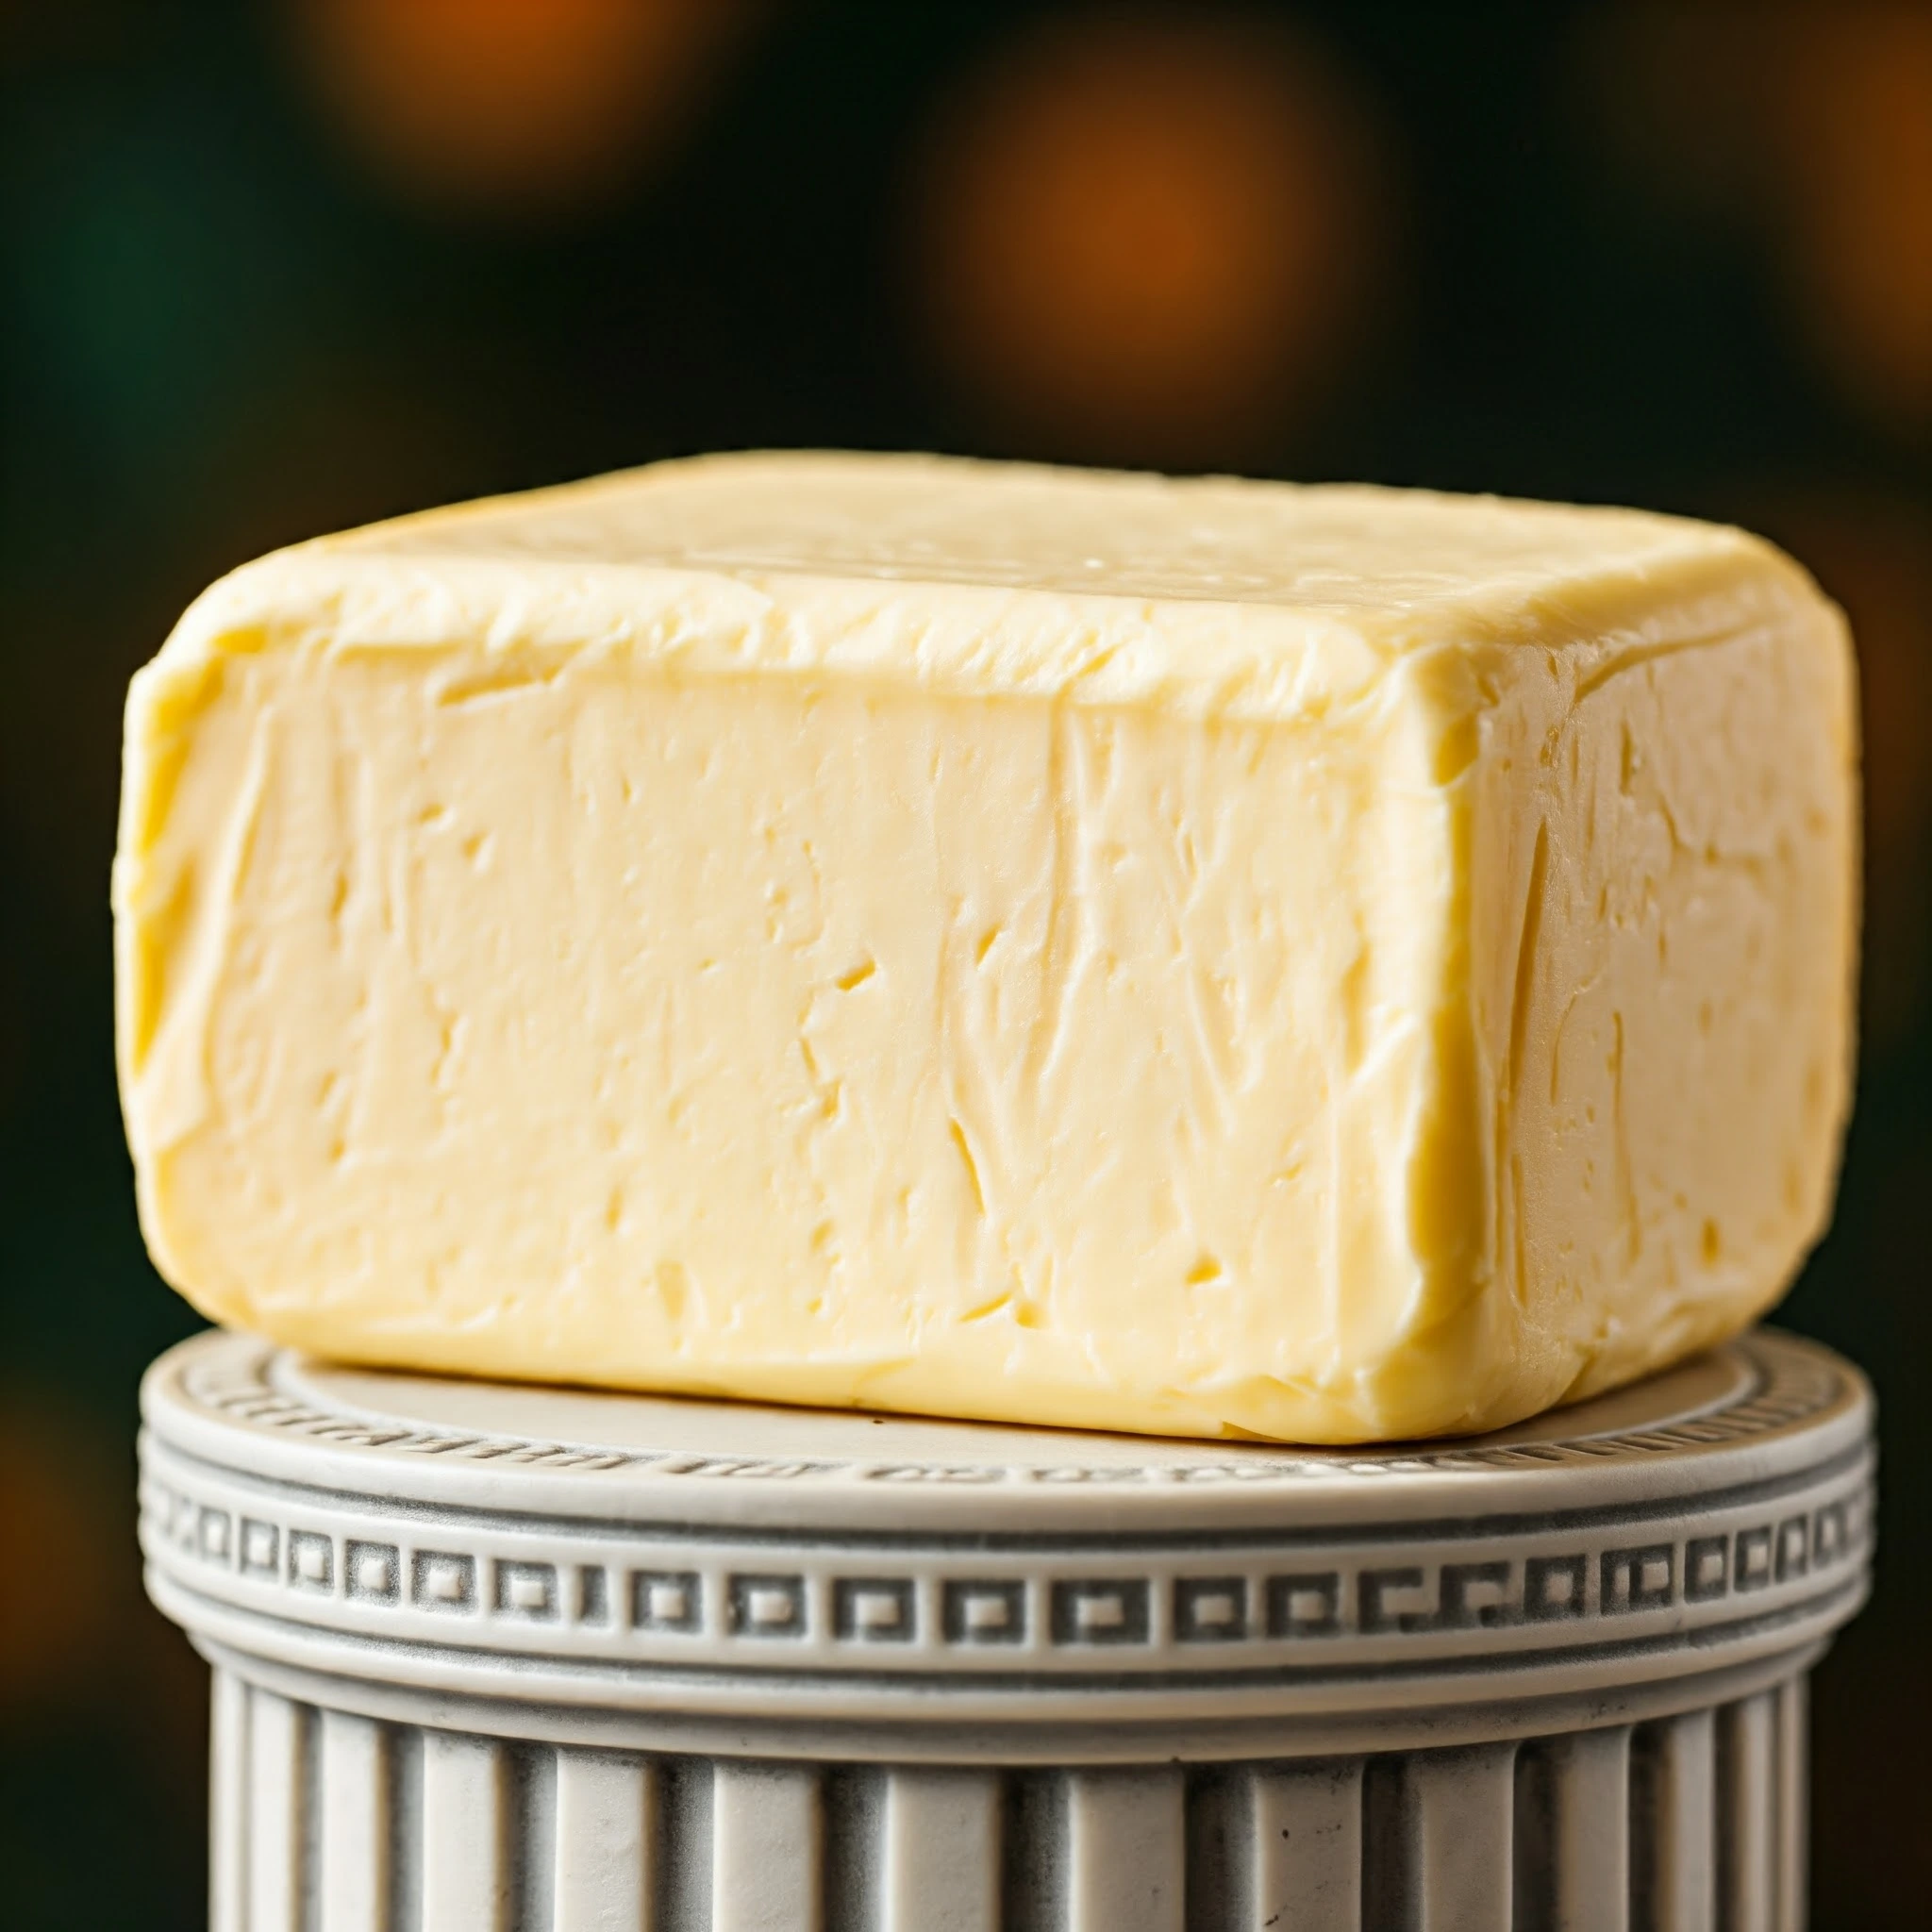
left=1579, top=4, right=1932, bottom=435
left=295, top=0, right=749, bottom=212
left=911, top=11, right=1391, bottom=466
left=0, top=1413, right=116, bottom=1709
left=1777, top=10, right=1932, bottom=428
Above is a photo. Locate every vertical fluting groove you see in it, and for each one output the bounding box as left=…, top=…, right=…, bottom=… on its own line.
left=1718, top=1696, right=1776, bottom=1932
left=554, top=1750, right=654, bottom=1932
left=1515, top=1739, right=1556, bottom=1930
left=249, top=1689, right=308, bottom=1932
left=320, top=1712, right=389, bottom=1932
left=421, top=1732, right=509, bottom=1932
left=302, top=1707, right=325, bottom=1932
left=1183, top=1770, right=1247, bottom=1932
left=1066, top=1768, right=1186, bottom=1932
left=1252, top=1759, right=1363, bottom=1932
left=1517, top=1728, right=1631, bottom=1932
left=711, top=1763, right=824, bottom=1932
left=1632, top=1710, right=1714, bottom=1932
left=210, top=1672, right=250, bottom=1932
left=1773, top=1680, right=1807, bottom=1932
left=821, top=1767, right=884, bottom=1932
left=882, top=1768, right=1002, bottom=1932
left=1407, top=1743, right=1518, bottom=1932
left=388, top=1727, right=425, bottom=1932
left=1359, top=1755, right=1409, bottom=1932
left=510, top=1744, right=558, bottom=1932
left=1001, top=1773, right=1065, bottom=1932
left=654, top=1757, right=712, bottom=1932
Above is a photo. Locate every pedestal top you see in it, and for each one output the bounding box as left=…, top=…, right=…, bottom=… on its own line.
left=140, top=1326, right=1874, bottom=1756
left=146, top=1324, right=1864, bottom=1529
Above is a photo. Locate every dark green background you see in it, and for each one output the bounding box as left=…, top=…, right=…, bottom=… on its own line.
left=3, top=4, right=1926, bottom=1924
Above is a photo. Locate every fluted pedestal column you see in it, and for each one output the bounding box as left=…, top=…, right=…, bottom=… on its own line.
left=142, top=1328, right=1871, bottom=1929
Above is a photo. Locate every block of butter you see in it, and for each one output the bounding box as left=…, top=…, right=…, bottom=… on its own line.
left=114, top=454, right=1857, bottom=1441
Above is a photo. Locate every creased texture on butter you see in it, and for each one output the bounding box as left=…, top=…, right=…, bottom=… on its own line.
left=113, top=454, right=1858, bottom=1441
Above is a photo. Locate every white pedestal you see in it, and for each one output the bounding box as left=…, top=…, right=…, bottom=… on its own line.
left=141, top=1326, right=1873, bottom=1929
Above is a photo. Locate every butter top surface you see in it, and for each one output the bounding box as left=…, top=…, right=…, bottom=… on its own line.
left=326, top=452, right=1735, bottom=611
left=165, top=455, right=1809, bottom=724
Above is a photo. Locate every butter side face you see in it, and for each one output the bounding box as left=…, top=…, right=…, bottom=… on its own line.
left=114, top=455, right=1857, bottom=1441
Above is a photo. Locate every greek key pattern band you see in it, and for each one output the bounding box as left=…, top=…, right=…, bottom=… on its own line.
left=141, top=1435, right=1871, bottom=1691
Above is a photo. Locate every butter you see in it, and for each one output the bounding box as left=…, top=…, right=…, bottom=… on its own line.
left=114, top=454, right=1857, bottom=1441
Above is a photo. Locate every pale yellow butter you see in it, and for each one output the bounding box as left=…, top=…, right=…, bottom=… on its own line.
left=114, top=454, right=1857, bottom=1441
